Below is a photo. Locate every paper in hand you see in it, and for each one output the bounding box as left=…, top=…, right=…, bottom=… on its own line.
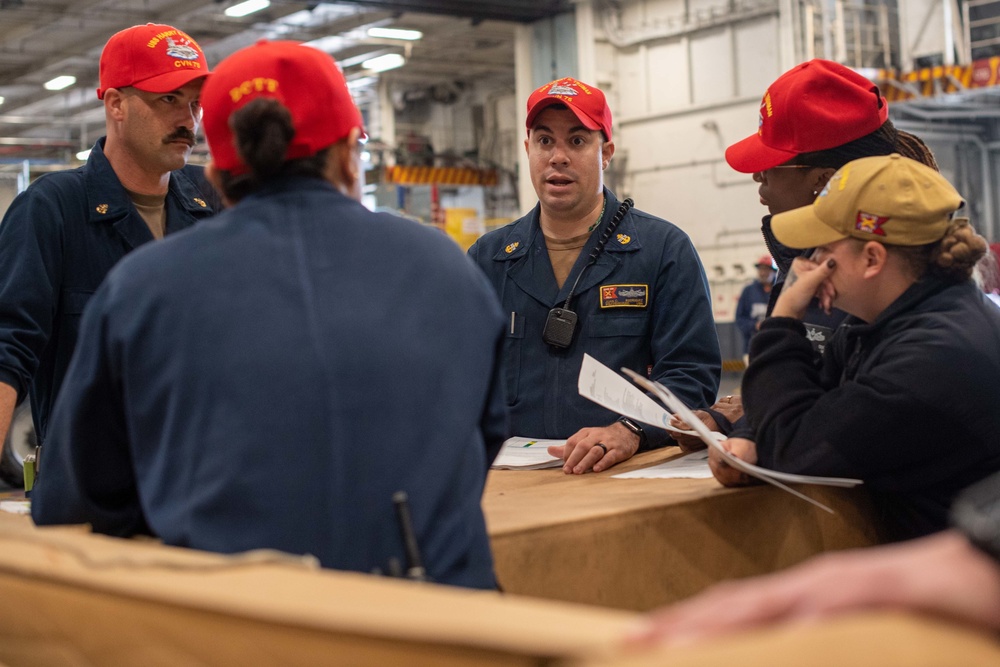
left=577, top=354, right=720, bottom=441
left=619, top=368, right=862, bottom=514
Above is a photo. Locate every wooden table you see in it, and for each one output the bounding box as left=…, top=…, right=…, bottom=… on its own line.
left=0, top=512, right=636, bottom=667
left=566, top=611, right=1000, bottom=667
left=484, top=448, right=881, bottom=611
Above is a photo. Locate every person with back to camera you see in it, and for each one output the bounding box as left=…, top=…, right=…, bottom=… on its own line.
left=468, top=77, right=721, bottom=474
left=709, top=154, right=1000, bottom=541
left=0, top=23, right=220, bottom=486
left=668, top=59, right=942, bottom=450
left=31, top=40, right=508, bottom=589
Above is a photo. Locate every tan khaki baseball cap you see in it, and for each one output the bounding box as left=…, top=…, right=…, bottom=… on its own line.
left=771, top=153, right=964, bottom=249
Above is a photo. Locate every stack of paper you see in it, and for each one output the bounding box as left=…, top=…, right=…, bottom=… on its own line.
left=491, top=437, right=564, bottom=470
left=578, top=354, right=862, bottom=513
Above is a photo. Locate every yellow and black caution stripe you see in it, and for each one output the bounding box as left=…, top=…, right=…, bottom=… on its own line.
left=872, top=56, right=1000, bottom=102
left=385, top=166, right=499, bottom=186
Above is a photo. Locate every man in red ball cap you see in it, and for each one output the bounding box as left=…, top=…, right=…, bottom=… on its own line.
left=469, top=77, right=721, bottom=474
left=0, top=24, right=219, bottom=487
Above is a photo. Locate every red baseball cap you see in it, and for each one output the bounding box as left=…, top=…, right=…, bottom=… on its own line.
left=526, top=77, right=613, bottom=141
left=97, top=23, right=209, bottom=100
left=200, top=40, right=365, bottom=175
left=725, top=59, right=888, bottom=173
left=755, top=255, right=774, bottom=268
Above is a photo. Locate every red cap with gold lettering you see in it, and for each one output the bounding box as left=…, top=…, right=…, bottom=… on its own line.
left=97, top=23, right=209, bottom=99
left=200, top=40, right=364, bottom=175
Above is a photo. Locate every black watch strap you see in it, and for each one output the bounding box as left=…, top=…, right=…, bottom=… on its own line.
left=617, top=416, right=647, bottom=450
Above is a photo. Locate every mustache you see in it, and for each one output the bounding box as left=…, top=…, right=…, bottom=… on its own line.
left=164, top=129, right=196, bottom=144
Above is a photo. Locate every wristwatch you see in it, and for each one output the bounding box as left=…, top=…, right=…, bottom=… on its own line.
left=951, top=473, right=1000, bottom=564
left=616, top=416, right=647, bottom=450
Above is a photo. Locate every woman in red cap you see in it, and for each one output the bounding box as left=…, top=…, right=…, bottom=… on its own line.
left=32, top=41, right=507, bottom=590
left=671, top=59, right=939, bottom=447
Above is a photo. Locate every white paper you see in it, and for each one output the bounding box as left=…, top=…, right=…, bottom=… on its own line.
left=619, top=368, right=862, bottom=514
left=491, top=437, right=564, bottom=470
left=577, top=354, right=720, bottom=440
left=612, top=450, right=713, bottom=479
left=0, top=500, right=30, bottom=515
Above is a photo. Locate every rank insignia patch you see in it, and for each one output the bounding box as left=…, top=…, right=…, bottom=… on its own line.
left=600, top=284, right=648, bottom=308
left=505, top=241, right=520, bottom=254
left=855, top=211, right=888, bottom=236
left=95, top=204, right=109, bottom=214
left=193, top=198, right=207, bottom=208
left=616, top=233, right=631, bottom=245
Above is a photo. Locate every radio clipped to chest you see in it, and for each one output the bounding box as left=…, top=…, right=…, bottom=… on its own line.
left=542, top=198, right=634, bottom=349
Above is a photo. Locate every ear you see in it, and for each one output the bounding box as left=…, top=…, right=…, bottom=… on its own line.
left=523, top=135, right=530, bottom=156
left=326, top=127, right=363, bottom=200
left=204, top=162, right=222, bottom=193
left=203, top=162, right=233, bottom=208
left=103, top=88, right=127, bottom=121
left=811, top=168, right=836, bottom=196
left=861, top=241, right=889, bottom=279
left=601, top=139, right=615, bottom=170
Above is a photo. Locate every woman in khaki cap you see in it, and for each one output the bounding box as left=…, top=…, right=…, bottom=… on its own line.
left=711, top=154, right=1000, bottom=543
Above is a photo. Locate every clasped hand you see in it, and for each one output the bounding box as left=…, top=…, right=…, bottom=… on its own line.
left=771, top=254, right=837, bottom=320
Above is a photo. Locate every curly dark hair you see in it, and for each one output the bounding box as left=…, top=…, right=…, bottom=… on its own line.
left=793, top=120, right=939, bottom=171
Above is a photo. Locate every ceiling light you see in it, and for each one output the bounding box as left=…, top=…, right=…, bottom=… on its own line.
left=225, top=0, right=270, bottom=18
left=367, top=27, right=422, bottom=41
left=362, top=53, right=405, bottom=73
left=347, top=76, right=377, bottom=90
left=304, top=36, right=346, bottom=53
left=44, top=75, right=76, bottom=91
left=76, top=149, right=91, bottom=161
left=0, top=96, right=4, bottom=105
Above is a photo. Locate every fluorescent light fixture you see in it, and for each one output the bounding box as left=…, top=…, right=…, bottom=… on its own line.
left=346, top=75, right=377, bottom=90
left=367, top=27, right=422, bottom=41
left=76, top=149, right=91, bottom=161
left=225, top=0, right=270, bottom=18
left=44, top=75, right=76, bottom=91
left=362, top=53, right=405, bottom=73
left=0, top=96, right=4, bottom=105
left=304, top=35, right=346, bottom=53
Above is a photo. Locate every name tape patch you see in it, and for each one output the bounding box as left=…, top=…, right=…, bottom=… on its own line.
left=600, top=284, right=648, bottom=308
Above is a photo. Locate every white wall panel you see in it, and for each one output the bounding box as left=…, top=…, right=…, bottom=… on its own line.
left=733, top=18, right=782, bottom=98
left=898, top=0, right=947, bottom=63
left=688, top=0, right=732, bottom=15
left=617, top=47, right=651, bottom=118
left=616, top=99, right=764, bottom=250
left=647, top=40, right=692, bottom=113
left=629, top=0, right=687, bottom=25
left=690, top=29, right=735, bottom=105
